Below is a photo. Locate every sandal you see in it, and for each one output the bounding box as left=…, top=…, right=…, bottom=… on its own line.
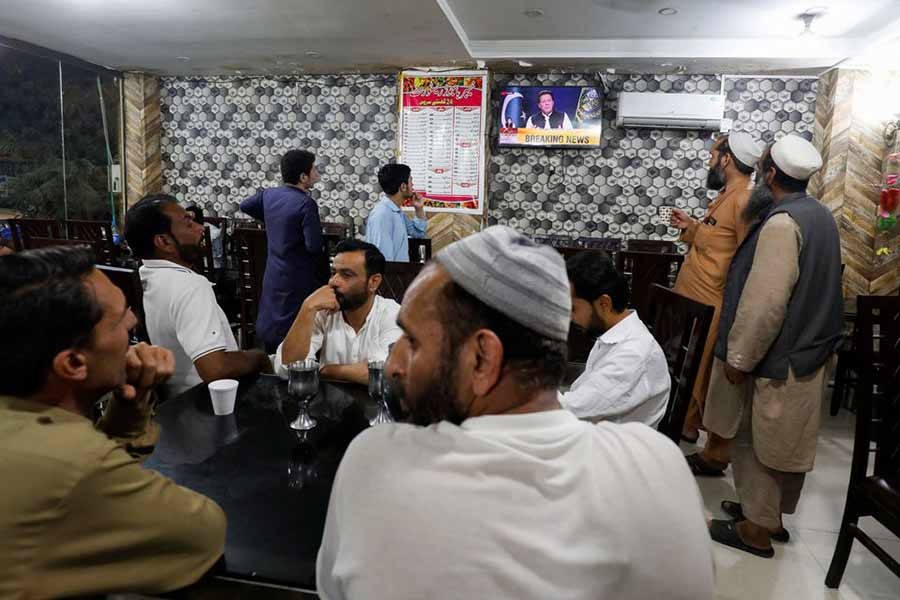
left=709, top=519, right=774, bottom=558
left=686, top=453, right=726, bottom=477
left=721, top=501, right=790, bottom=543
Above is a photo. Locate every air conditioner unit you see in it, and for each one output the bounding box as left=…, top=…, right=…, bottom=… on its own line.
left=615, top=92, right=724, bottom=130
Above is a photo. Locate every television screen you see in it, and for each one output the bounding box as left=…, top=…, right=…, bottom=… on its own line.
left=498, top=85, right=603, bottom=148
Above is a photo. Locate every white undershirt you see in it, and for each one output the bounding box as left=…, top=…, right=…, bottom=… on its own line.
left=316, top=412, right=714, bottom=600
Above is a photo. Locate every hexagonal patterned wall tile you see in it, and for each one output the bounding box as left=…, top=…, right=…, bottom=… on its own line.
left=160, top=74, right=817, bottom=240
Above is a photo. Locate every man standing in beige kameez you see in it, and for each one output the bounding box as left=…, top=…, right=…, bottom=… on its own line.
left=707, top=135, right=843, bottom=558
left=671, top=132, right=763, bottom=478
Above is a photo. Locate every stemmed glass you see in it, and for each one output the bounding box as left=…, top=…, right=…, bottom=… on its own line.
left=288, top=359, right=319, bottom=431
left=368, top=360, right=393, bottom=426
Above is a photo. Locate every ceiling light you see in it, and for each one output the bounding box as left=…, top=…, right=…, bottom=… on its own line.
left=658, top=8, right=677, bottom=16
left=176, top=56, right=190, bottom=62
left=518, top=60, right=533, bottom=67
left=523, top=9, right=544, bottom=18
left=797, top=8, right=826, bottom=37
left=305, top=51, right=322, bottom=59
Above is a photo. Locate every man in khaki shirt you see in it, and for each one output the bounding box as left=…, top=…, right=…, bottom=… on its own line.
left=0, top=247, right=226, bottom=598
left=671, top=132, right=762, bottom=476
left=707, top=136, right=843, bottom=558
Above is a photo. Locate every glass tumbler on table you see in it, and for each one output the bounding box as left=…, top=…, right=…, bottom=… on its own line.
left=368, top=360, right=393, bottom=426
left=288, top=359, right=319, bottom=431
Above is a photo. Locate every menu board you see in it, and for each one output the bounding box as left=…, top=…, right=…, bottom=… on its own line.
left=399, top=70, right=488, bottom=214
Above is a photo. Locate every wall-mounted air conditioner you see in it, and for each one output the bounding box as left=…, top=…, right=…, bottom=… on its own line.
left=615, top=92, right=724, bottom=130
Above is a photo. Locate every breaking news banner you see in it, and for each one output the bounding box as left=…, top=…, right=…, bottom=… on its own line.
left=498, top=85, right=603, bottom=148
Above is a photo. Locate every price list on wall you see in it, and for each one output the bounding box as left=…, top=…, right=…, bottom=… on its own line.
left=398, top=70, right=488, bottom=214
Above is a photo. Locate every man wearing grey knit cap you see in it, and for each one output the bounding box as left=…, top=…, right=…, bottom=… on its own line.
left=316, top=226, right=715, bottom=600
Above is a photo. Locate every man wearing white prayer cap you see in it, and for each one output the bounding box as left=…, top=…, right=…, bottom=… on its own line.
left=669, top=132, right=763, bottom=475
left=707, top=135, right=843, bottom=558
left=316, top=226, right=716, bottom=600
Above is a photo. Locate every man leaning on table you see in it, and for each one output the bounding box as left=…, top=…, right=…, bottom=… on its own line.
left=274, top=240, right=402, bottom=385
left=0, top=247, right=226, bottom=598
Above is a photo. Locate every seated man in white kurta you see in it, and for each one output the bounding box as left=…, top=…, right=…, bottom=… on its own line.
left=274, top=240, right=401, bottom=385
left=560, top=250, right=670, bottom=428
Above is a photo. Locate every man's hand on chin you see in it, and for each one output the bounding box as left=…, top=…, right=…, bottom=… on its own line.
left=116, top=343, right=176, bottom=404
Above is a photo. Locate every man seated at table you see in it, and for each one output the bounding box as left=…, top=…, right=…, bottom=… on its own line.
left=0, top=247, right=226, bottom=598
left=316, top=226, right=714, bottom=600
left=124, top=194, right=271, bottom=395
left=275, top=240, right=401, bottom=385
left=559, top=250, right=670, bottom=427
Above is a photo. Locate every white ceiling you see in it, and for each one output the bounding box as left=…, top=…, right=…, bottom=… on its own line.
left=0, top=0, right=899, bottom=75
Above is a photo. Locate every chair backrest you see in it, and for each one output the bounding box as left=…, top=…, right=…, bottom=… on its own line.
left=96, top=264, right=149, bottom=343
left=64, top=219, right=116, bottom=265
left=24, top=236, right=97, bottom=251
left=616, top=250, right=684, bottom=319
left=232, top=228, right=269, bottom=349
left=575, top=236, right=623, bottom=253
left=322, top=221, right=351, bottom=257
left=197, top=226, right=216, bottom=279
left=627, top=239, right=676, bottom=254
left=849, top=295, right=900, bottom=485
left=408, top=238, right=432, bottom=263
left=8, top=218, right=61, bottom=250
left=645, top=284, right=715, bottom=444
left=377, top=261, right=423, bottom=304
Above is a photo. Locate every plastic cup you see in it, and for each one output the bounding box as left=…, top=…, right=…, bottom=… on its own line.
left=209, top=379, right=238, bottom=416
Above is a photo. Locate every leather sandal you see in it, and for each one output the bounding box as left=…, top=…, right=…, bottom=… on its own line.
left=686, top=453, right=726, bottom=477
left=721, top=501, right=790, bottom=543
left=709, top=519, right=774, bottom=558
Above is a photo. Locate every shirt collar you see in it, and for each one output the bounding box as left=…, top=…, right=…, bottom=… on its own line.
left=140, top=258, right=194, bottom=273
left=0, top=395, right=90, bottom=424
left=597, top=311, right=640, bottom=345
left=340, top=295, right=385, bottom=331
left=380, top=194, right=403, bottom=213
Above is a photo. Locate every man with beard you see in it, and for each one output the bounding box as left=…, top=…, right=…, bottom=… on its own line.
left=706, top=135, right=843, bottom=558
left=125, top=195, right=271, bottom=395
left=559, top=250, right=670, bottom=427
left=669, top=131, right=763, bottom=476
left=316, top=227, right=715, bottom=600
left=276, top=240, right=400, bottom=385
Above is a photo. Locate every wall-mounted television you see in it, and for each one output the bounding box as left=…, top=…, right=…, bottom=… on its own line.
left=498, top=85, right=604, bottom=148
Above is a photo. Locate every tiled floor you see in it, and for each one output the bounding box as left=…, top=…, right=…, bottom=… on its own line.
left=684, top=400, right=900, bottom=600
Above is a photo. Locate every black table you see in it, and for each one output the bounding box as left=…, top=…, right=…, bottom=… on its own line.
left=145, top=375, right=388, bottom=591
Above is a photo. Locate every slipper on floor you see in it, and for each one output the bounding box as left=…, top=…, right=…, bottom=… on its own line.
left=709, top=519, right=774, bottom=558
left=720, top=501, right=790, bottom=543
left=686, top=453, right=726, bottom=477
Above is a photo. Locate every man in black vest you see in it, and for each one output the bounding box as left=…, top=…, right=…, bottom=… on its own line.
left=525, top=90, right=573, bottom=130
left=706, top=135, right=843, bottom=558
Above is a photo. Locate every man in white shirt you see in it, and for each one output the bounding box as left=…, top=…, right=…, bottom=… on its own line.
left=316, top=226, right=714, bottom=600
left=124, top=194, right=271, bottom=395
left=276, top=240, right=401, bottom=385
left=560, top=250, right=671, bottom=427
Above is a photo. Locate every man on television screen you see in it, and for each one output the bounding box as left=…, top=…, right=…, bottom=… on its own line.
left=526, top=90, right=573, bottom=130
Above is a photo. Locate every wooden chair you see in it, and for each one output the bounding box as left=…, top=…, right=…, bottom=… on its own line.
left=576, top=236, right=623, bottom=253
left=7, top=218, right=61, bottom=251
left=232, top=228, right=268, bottom=349
left=616, top=250, right=684, bottom=319
left=826, top=295, right=900, bottom=588
left=377, top=261, right=423, bottom=304
left=197, top=226, right=216, bottom=280
left=322, top=221, right=351, bottom=257
left=627, top=239, right=676, bottom=254
left=96, top=264, right=149, bottom=343
left=24, top=236, right=97, bottom=252
left=204, top=217, right=229, bottom=269
left=64, top=219, right=117, bottom=265
left=408, top=238, right=432, bottom=263
left=644, top=284, right=715, bottom=444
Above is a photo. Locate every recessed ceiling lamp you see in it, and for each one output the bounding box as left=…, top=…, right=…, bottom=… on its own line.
left=305, top=50, right=322, bottom=59
left=176, top=56, right=190, bottom=62
left=658, top=8, right=677, bottom=16
left=518, top=60, right=534, bottom=67
left=798, top=7, right=827, bottom=37
left=523, top=8, right=544, bottom=18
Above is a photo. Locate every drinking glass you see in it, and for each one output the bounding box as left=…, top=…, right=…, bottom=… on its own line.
left=368, top=360, right=393, bottom=426
left=288, top=359, right=319, bottom=431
